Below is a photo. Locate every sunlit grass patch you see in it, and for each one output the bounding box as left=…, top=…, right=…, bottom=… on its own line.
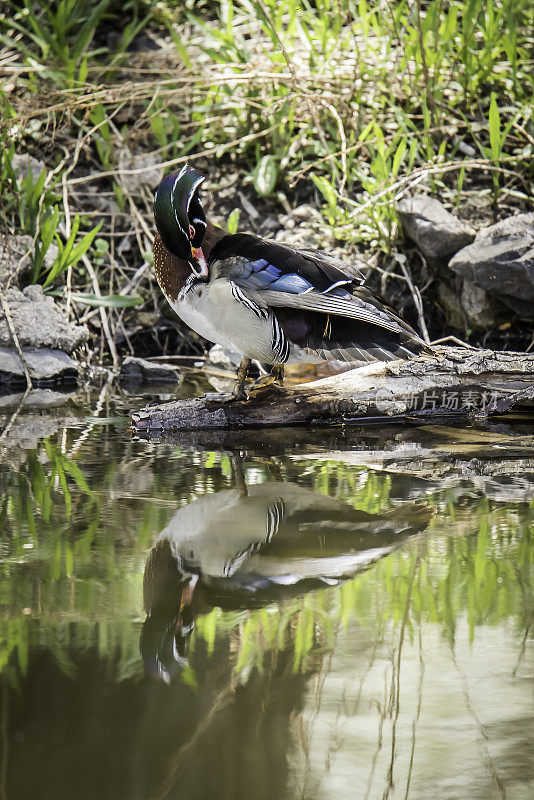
left=0, top=0, right=532, bottom=355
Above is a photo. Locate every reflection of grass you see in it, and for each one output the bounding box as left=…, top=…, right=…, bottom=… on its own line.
left=188, top=502, right=533, bottom=683
left=0, top=435, right=532, bottom=687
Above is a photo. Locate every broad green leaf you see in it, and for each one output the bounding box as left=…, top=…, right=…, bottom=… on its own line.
left=489, top=93, right=500, bottom=163
left=70, top=293, right=144, bottom=308
left=254, top=155, right=277, bottom=196
left=227, top=208, right=240, bottom=234
left=311, top=173, right=337, bottom=209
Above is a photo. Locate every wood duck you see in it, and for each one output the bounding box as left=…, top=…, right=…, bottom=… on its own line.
left=141, top=479, right=432, bottom=679
left=153, top=164, right=431, bottom=398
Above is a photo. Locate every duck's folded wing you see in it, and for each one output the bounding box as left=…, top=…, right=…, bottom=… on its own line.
left=211, top=234, right=420, bottom=336
left=238, top=278, right=428, bottom=362
left=210, top=233, right=430, bottom=360
left=210, top=233, right=366, bottom=289
left=255, top=286, right=410, bottom=335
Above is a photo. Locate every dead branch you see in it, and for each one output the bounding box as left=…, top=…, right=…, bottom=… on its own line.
left=132, top=346, right=534, bottom=433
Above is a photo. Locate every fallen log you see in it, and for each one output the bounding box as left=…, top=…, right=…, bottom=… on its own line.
left=131, top=346, right=534, bottom=432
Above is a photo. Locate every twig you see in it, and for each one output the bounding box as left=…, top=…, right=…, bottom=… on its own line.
left=395, top=256, right=430, bottom=344
left=66, top=122, right=284, bottom=187
left=341, top=156, right=519, bottom=218
left=430, top=335, right=479, bottom=350
left=0, top=294, right=32, bottom=390
left=63, top=170, right=73, bottom=316
left=318, top=98, right=348, bottom=194
left=81, top=254, right=119, bottom=371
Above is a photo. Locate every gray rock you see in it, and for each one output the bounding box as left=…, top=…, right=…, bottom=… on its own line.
left=478, top=211, right=534, bottom=239
left=449, top=211, right=534, bottom=317
left=11, top=153, right=46, bottom=182
left=437, top=281, right=464, bottom=330
left=0, top=285, right=89, bottom=352
left=120, top=356, right=182, bottom=384
left=437, top=278, right=500, bottom=330
left=208, top=344, right=241, bottom=369
left=460, top=280, right=499, bottom=329
left=0, top=346, right=78, bottom=386
left=0, top=234, right=60, bottom=288
left=118, top=148, right=164, bottom=192
left=398, top=196, right=475, bottom=260
left=0, top=234, right=34, bottom=287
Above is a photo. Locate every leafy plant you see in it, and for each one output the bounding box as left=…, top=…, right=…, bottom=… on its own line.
left=41, top=214, right=102, bottom=286
left=0, top=0, right=112, bottom=88
left=0, top=145, right=104, bottom=286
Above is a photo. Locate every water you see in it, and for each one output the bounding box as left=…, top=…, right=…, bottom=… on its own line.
left=0, top=381, right=532, bottom=800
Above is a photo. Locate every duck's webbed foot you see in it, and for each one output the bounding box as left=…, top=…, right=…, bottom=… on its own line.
left=215, top=361, right=284, bottom=403
left=246, top=364, right=285, bottom=396
left=217, top=357, right=252, bottom=403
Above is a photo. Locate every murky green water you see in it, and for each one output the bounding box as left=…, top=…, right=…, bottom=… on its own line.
left=0, top=383, right=533, bottom=800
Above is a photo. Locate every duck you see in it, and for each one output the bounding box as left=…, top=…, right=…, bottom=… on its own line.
left=141, top=478, right=433, bottom=680
left=153, top=164, right=431, bottom=399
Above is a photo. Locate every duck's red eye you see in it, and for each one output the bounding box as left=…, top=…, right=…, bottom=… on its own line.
left=189, top=225, right=195, bottom=239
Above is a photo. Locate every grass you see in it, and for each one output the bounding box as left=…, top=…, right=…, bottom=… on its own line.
left=0, top=0, right=533, bottom=359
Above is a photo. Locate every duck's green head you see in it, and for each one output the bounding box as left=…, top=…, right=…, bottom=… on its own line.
left=154, top=165, right=208, bottom=278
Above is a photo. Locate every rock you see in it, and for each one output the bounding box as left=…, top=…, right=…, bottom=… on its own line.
left=437, top=278, right=503, bottom=331
left=398, top=196, right=475, bottom=260
left=135, top=311, right=159, bottom=328
left=437, top=281, right=464, bottom=330
left=460, top=280, right=500, bottom=329
left=479, top=212, right=534, bottom=239
left=449, top=211, right=534, bottom=317
left=120, top=356, right=182, bottom=384
left=118, top=148, right=164, bottom=192
left=11, top=153, right=46, bottom=182
left=0, top=234, right=59, bottom=288
left=208, top=345, right=241, bottom=369
left=0, top=285, right=89, bottom=352
left=0, top=234, right=34, bottom=287
left=0, top=346, right=78, bottom=386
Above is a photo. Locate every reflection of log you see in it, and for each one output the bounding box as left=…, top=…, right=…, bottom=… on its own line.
left=133, top=425, right=534, bottom=503
left=132, top=346, right=534, bottom=432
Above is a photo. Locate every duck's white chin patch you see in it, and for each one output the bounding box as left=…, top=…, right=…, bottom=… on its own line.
left=191, top=247, right=208, bottom=278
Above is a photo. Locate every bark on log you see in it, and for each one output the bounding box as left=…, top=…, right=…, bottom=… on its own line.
left=132, top=346, right=534, bottom=433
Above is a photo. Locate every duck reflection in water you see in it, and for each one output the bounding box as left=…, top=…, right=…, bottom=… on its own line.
left=141, top=460, right=433, bottom=682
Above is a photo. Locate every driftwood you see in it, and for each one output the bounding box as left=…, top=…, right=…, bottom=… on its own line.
left=132, top=346, right=534, bottom=433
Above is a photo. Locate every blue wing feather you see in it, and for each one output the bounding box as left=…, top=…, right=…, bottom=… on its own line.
left=270, top=273, right=314, bottom=293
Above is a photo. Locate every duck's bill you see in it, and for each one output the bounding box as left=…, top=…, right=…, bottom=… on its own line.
left=190, top=246, right=208, bottom=278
